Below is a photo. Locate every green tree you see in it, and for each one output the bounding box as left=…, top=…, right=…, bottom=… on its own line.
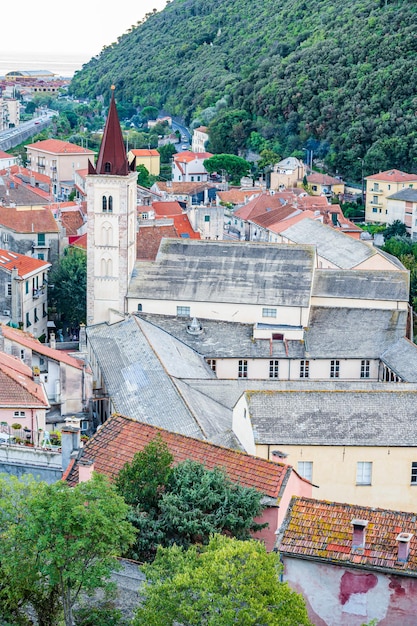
left=116, top=438, right=266, bottom=562
left=257, top=148, right=281, bottom=170
left=0, top=473, right=135, bottom=626
left=383, top=219, right=409, bottom=240
left=157, top=143, right=177, bottom=163
left=140, top=106, right=159, bottom=122
left=136, top=164, right=157, bottom=188
left=207, top=109, right=252, bottom=154
left=204, top=153, right=251, bottom=185
left=133, top=534, right=312, bottom=626
left=49, top=246, right=87, bottom=325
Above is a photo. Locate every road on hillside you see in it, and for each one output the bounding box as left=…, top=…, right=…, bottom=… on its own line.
left=0, top=110, right=56, bottom=152
left=171, top=119, right=191, bottom=151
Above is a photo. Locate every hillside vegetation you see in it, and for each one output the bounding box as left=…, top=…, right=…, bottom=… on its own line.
left=69, top=0, right=417, bottom=180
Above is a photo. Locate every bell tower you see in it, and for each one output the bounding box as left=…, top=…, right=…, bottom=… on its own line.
left=86, top=86, right=137, bottom=325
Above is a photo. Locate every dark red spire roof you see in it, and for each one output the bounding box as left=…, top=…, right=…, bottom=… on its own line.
left=93, top=86, right=130, bottom=176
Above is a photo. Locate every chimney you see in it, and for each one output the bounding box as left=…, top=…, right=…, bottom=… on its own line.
left=396, top=532, right=413, bottom=562
left=79, top=323, right=87, bottom=352
left=50, top=332, right=56, bottom=349
left=78, top=458, right=95, bottom=483
left=351, top=519, right=368, bottom=550
left=61, top=423, right=81, bottom=471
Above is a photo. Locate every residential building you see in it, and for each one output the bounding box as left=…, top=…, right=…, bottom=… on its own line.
left=277, top=497, right=417, bottom=626
left=0, top=167, right=51, bottom=207
left=64, top=413, right=313, bottom=550
left=0, top=324, right=92, bottom=427
left=0, top=205, right=60, bottom=266
left=270, top=157, right=306, bottom=190
left=191, top=126, right=209, bottom=153
left=151, top=180, right=219, bottom=206
left=307, top=172, right=345, bottom=197
left=0, top=249, right=50, bottom=338
left=233, top=383, right=417, bottom=512
left=365, top=169, right=417, bottom=224
left=26, top=139, right=95, bottom=200
left=172, top=151, right=212, bottom=183
left=0, top=350, right=49, bottom=432
left=187, top=204, right=224, bottom=239
left=127, top=148, right=160, bottom=176
left=0, top=98, right=20, bottom=131
left=0, top=150, right=18, bottom=169
left=386, top=187, right=417, bottom=239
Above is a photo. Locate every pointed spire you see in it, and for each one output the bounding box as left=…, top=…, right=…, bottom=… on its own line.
left=94, top=86, right=130, bottom=176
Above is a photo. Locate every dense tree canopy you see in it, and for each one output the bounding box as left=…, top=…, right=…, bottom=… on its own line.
left=116, top=436, right=266, bottom=562
left=49, top=246, right=87, bottom=325
left=0, top=473, right=135, bottom=626
left=68, top=0, right=417, bottom=180
left=204, top=153, right=251, bottom=183
left=133, top=534, right=312, bottom=626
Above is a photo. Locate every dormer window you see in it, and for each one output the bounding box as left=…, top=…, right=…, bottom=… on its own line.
left=105, top=162, right=111, bottom=173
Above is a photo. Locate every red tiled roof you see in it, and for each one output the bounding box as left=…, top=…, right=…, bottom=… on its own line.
left=130, top=149, right=160, bottom=157
left=5, top=165, right=51, bottom=185
left=0, top=150, right=13, bottom=159
left=366, top=169, right=417, bottom=182
left=0, top=248, right=50, bottom=277
left=1, top=324, right=86, bottom=371
left=297, top=195, right=330, bottom=209
left=65, top=414, right=292, bottom=496
left=137, top=224, right=178, bottom=261
left=268, top=210, right=317, bottom=234
left=217, top=189, right=262, bottom=205
left=249, top=205, right=298, bottom=228
left=152, top=201, right=183, bottom=217
left=172, top=214, right=200, bottom=239
left=60, top=209, right=84, bottom=236
left=307, top=173, right=344, bottom=185
left=0, top=206, right=59, bottom=233
left=235, top=192, right=294, bottom=221
left=279, top=497, right=417, bottom=575
left=26, top=138, right=95, bottom=155
left=70, top=233, right=87, bottom=249
left=174, top=151, right=212, bottom=163
left=0, top=351, right=49, bottom=407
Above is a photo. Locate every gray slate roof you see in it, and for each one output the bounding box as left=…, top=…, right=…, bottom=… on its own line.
left=280, top=218, right=376, bottom=268
left=387, top=188, right=417, bottom=202
left=380, top=337, right=417, bottom=383
left=135, top=313, right=305, bottom=359
left=305, top=307, right=408, bottom=358
left=128, top=239, right=315, bottom=307
left=245, top=387, right=417, bottom=446
left=312, top=269, right=409, bottom=302
left=87, top=317, right=205, bottom=439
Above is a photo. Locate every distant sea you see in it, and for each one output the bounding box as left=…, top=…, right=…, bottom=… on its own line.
left=0, top=51, right=93, bottom=79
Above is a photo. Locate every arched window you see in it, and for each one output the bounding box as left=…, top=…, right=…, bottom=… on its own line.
left=101, top=223, right=112, bottom=246
left=108, top=196, right=113, bottom=213
left=102, top=196, right=107, bottom=212
left=100, top=256, right=113, bottom=277
left=105, top=162, right=111, bottom=173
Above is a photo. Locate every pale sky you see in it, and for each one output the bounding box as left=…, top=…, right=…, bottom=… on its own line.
left=3, top=0, right=167, bottom=57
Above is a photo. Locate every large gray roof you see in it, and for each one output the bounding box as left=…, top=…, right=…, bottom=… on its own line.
left=312, top=269, right=409, bottom=302
left=280, top=218, right=377, bottom=268
left=87, top=317, right=205, bottom=439
left=245, top=386, right=417, bottom=446
left=128, top=239, right=315, bottom=307
left=380, top=337, right=417, bottom=382
left=387, top=188, right=417, bottom=202
left=305, top=307, right=408, bottom=358
left=135, top=313, right=305, bottom=359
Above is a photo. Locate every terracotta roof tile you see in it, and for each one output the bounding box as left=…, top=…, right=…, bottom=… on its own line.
left=279, top=497, right=417, bottom=575
left=217, top=189, right=262, bottom=205
left=66, top=414, right=291, bottom=496
left=0, top=248, right=50, bottom=277
left=152, top=201, right=183, bottom=216
left=26, top=139, right=95, bottom=155
left=0, top=206, right=59, bottom=233
left=1, top=324, right=86, bottom=370
left=70, top=233, right=87, bottom=249
left=130, top=149, right=160, bottom=157
left=366, top=169, right=417, bottom=183
left=174, top=151, right=212, bottom=164
left=0, top=351, right=49, bottom=407
left=307, top=173, right=344, bottom=185
left=137, top=224, right=182, bottom=261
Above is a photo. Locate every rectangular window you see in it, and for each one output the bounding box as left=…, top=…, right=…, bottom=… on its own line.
left=204, top=215, right=210, bottom=222
left=269, top=360, right=279, bottom=378
left=238, top=359, right=248, bottom=379
left=20, top=349, right=25, bottom=360
left=356, top=462, right=372, bottom=485
left=26, top=312, right=31, bottom=327
left=372, top=207, right=377, bottom=213
left=373, top=183, right=379, bottom=191
left=14, top=411, right=25, bottom=417
left=6, top=283, right=11, bottom=296
left=34, top=307, right=39, bottom=323
left=360, top=360, right=370, bottom=378
left=37, top=233, right=45, bottom=246
left=411, top=462, right=417, bottom=484
left=25, top=280, right=29, bottom=295
left=298, top=461, right=313, bottom=482
left=176, top=306, right=190, bottom=317
left=330, top=360, right=340, bottom=378
left=207, top=359, right=216, bottom=373
left=300, top=360, right=309, bottom=378
left=43, top=303, right=47, bottom=317
left=262, top=307, right=277, bottom=318
left=372, top=195, right=378, bottom=204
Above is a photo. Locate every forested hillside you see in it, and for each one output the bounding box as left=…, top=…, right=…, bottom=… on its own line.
left=69, top=0, right=417, bottom=180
